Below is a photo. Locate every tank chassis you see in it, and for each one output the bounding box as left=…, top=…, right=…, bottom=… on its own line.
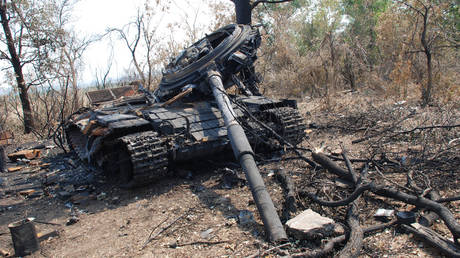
left=65, top=24, right=306, bottom=242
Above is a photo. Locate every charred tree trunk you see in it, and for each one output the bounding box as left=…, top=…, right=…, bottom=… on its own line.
left=0, top=2, right=34, bottom=134
left=420, top=5, right=432, bottom=106
left=232, top=0, right=252, bottom=25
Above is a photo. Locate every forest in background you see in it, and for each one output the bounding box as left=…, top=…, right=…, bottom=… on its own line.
left=0, top=0, right=458, bottom=138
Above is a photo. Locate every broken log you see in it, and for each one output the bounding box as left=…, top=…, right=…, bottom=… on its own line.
left=337, top=203, right=363, bottom=258
left=341, top=148, right=357, bottom=183
left=338, top=152, right=364, bottom=258
left=311, top=152, right=352, bottom=181
left=419, top=191, right=440, bottom=227
left=275, top=169, right=297, bottom=215
left=402, top=223, right=460, bottom=257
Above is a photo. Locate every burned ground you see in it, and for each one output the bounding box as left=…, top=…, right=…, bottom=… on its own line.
left=0, top=92, right=459, bottom=257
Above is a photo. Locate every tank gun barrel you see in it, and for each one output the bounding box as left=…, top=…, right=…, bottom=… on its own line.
left=207, top=69, right=287, bottom=242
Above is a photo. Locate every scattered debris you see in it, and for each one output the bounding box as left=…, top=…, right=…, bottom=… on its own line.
left=96, top=192, right=107, bottom=201
left=37, top=230, right=59, bottom=242
left=374, top=208, right=395, bottom=221
left=27, top=159, right=41, bottom=166
left=402, top=223, right=460, bottom=257
left=7, top=149, right=41, bottom=161
left=18, top=189, right=43, bottom=199
left=7, top=166, right=23, bottom=172
left=111, top=196, right=120, bottom=205
left=70, top=192, right=93, bottom=204
left=238, top=210, right=254, bottom=225
left=225, top=217, right=237, bottom=227
left=58, top=191, right=71, bottom=199
left=396, top=211, right=416, bottom=224
left=220, top=168, right=245, bottom=189
left=63, top=185, right=75, bottom=192
left=40, top=163, right=51, bottom=168
left=200, top=228, right=214, bottom=239
left=65, top=217, right=79, bottom=226
left=285, top=209, right=344, bottom=240
left=0, top=248, right=10, bottom=257
left=168, top=240, right=178, bottom=248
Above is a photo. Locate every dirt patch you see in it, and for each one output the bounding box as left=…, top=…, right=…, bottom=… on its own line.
left=1, top=92, right=459, bottom=257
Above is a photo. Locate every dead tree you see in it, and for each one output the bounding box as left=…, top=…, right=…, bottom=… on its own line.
left=0, top=1, right=34, bottom=134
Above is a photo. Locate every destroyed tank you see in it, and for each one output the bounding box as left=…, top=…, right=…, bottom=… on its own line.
left=65, top=24, right=306, bottom=189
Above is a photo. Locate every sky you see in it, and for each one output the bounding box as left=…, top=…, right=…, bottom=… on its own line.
left=72, top=0, right=151, bottom=84
left=0, top=0, right=233, bottom=94
left=72, top=0, right=233, bottom=86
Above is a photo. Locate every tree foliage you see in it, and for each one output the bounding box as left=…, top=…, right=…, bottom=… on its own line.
left=0, top=0, right=91, bottom=136
left=253, top=0, right=459, bottom=104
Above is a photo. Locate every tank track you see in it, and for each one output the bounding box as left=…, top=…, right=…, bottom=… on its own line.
left=66, top=126, right=90, bottom=161
left=117, top=131, right=169, bottom=188
left=263, top=107, right=306, bottom=146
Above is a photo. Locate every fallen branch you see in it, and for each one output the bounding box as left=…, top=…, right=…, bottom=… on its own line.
left=388, top=124, right=460, bottom=139
left=177, top=240, right=230, bottom=247
left=302, top=183, right=371, bottom=207
left=372, top=185, right=460, bottom=244
left=437, top=195, right=460, bottom=203
left=311, top=152, right=460, bottom=245
left=338, top=154, right=364, bottom=258
left=341, top=147, right=357, bottom=183
left=352, top=112, right=414, bottom=144
left=419, top=191, right=440, bottom=227
left=33, top=220, right=62, bottom=226
left=338, top=203, right=363, bottom=258
left=311, top=152, right=351, bottom=181
left=401, top=223, right=460, bottom=257
left=141, top=209, right=190, bottom=250
left=326, top=154, right=369, bottom=163
left=141, top=217, right=168, bottom=249
left=275, top=169, right=297, bottom=215
left=292, top=235, right=347, bottom=257
left=246, top=242, right=292, bottom=258
left=291, top=220, right=397, bottom=257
